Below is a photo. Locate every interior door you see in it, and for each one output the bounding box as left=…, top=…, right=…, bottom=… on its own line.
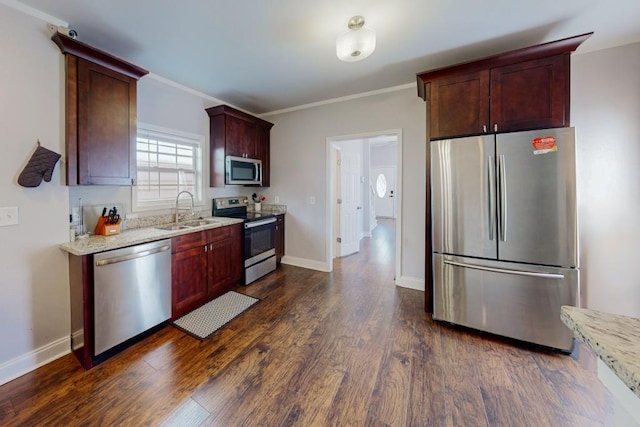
left=340, top=150, right=362, bottom=256
left=372, top=166, right=396, bottom=218
left=431, top=135, right=497, bottom=259
left=496, top=127, right=577, bottom=267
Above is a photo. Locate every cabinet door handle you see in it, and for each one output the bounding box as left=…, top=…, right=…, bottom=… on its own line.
left=494, top=123, right=498, bottom=132
left=483, top=124, right=487, bottom=133
left=204, top=245, right=208, bottom=252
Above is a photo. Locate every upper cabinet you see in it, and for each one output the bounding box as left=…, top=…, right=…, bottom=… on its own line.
left=205, top=105, right=274, bottom=187
left=52, top=33, right=148, bottom=185
left=417, top=33, right=592, bottom=140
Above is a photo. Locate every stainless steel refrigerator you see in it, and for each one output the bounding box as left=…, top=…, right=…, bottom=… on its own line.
left=431, top=127, right=579, bottom=351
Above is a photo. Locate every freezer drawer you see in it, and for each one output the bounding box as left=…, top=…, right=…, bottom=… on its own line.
left=433, top=253, right=579, bottom=351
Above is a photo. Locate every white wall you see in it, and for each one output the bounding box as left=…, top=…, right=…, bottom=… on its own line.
left=266, top=88, right=426, bottom=286
left=572, top=42, right=640, bottom=317
left=0, top=5, right=70, bottom=384
left=371, top=144, right=398, bottom=166
left=362, top=141, right=375, bottom=235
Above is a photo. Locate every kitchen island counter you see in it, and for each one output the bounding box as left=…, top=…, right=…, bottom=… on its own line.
left=561, top=306, right=640, bottom=426
left=561, top=306, right=640, bottom=398
left=59, top=217, right=243, bottom=256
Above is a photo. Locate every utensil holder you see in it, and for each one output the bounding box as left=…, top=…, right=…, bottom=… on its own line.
left=254, top=202, right=261, bottom=212
left=95, top=216, right=122, bottom=236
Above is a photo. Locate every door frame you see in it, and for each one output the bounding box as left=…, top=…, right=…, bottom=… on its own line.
left=326, top=129, right=403, bottom=281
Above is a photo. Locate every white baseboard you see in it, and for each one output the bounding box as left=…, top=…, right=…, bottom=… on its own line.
left=0, top=336, right=70, bottom=386
left=396, top=275, right=425, bottom=291
left=281, top=255, right=332, bottom=272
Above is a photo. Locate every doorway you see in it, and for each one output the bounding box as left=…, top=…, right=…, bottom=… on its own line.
left=326, top=129, right=402, bottom=281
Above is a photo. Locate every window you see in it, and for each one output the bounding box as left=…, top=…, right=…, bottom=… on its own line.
left=376, top=173, right=387, bottom=198
left=133, top=124, right=204, bottom=212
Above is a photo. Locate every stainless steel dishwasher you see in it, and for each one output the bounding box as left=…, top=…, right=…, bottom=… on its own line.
left=93, top=239, right=172, bottom=356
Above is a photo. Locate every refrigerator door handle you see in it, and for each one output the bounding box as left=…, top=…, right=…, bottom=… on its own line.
left=488, top=156, right=495, bottom=241
left=444, top=260, right=565, bottom=279
left=499, top=154, right=507, bottom=242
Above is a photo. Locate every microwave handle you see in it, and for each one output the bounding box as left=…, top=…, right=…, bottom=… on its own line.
left=255, top=162, right=260, bottom=180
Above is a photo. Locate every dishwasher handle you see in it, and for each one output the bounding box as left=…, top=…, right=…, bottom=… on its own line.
left=95, top=244, right=171, bottom=267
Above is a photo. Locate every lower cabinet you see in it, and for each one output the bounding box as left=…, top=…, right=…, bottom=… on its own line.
left=206, top=225, right=243, bottom=298
left=171, top=244, right=208, bottom=318
left=171, top=223, right=243, bottom=319
left=275, top=213, right=285, bottom=264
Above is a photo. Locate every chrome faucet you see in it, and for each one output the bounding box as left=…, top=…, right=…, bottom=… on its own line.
left=175, top=191, right=195, bottom=223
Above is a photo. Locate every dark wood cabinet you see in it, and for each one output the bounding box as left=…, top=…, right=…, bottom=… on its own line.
left=171, top=224, right=243, bottom=319
left=430, top=71, right=489, bottom=140
left=52, top=33, right=148, bottom=185
left=418, top=33, right=591, bottom=140
left=205, top=224, right=243, bottom=299
left=275, top=214, right=285, bottom=264
left=205, top=105, right=274, bottom=187
left=225, top=114, right=258, bottom=159
left=171, top=232, right=207, bottom=318
left=490, top=55, right=569, bottom=133
left=76, top=59, right=137, bottom=185
left=256, top=125, right=271, bottom=188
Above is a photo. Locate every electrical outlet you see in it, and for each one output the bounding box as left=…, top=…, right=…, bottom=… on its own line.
left=309, top=196, right=316, bottom=205
left=0, top=206, right=19, bottom=226
left=274, top=196, right=280, bottom=204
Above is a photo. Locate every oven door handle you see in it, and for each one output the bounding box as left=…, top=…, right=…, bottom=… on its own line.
left=245, top=217, right=277, bottom=229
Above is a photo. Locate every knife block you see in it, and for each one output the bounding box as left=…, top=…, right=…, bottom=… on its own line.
left=94, top=216, right=121, bottom=236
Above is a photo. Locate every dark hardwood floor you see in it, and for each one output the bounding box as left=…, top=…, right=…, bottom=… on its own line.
left=0, top=219, right=613, bottom=426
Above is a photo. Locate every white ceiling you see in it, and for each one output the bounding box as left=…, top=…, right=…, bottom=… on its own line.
left=11, top=0, right=640, bottom=114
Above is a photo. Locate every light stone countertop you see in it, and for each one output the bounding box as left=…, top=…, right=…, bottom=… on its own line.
left=248, top=203, right=287, bottom=214
left=561, top=306, right=640, bottom=399
left=59, top=217, right=243, bottom=256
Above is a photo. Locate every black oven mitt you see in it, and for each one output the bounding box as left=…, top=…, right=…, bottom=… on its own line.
left=18, top=142, right=62, bottom=187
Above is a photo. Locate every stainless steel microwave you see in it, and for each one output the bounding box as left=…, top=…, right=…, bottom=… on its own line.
left=226, top=155, right=262, bottom=185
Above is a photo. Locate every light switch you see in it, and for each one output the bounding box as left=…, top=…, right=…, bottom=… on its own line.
left=309, top=196, right=316, bottom=205
left=0, top=206, right=19, bottom=226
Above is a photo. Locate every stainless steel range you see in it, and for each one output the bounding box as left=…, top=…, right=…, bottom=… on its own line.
left=213, top=197, right=276, bottom=284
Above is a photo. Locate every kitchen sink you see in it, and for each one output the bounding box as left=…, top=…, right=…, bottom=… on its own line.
left=156, top=218, right=221, bottom=231
left=155, top=224, right=190, bottom=231
left=181, top=220, right=215, bottom=227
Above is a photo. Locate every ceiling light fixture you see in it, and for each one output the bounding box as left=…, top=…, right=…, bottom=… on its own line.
left=336, top=16, right=376, bottom=62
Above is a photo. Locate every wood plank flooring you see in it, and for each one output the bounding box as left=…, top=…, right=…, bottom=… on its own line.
left=0, top=219, right=613, bottom=426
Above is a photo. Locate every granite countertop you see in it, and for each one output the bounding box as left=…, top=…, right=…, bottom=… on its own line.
left=248, top=203, right=287, bottom=214
left=59, top=217, right=243, bottom=256
left=561, top=306, right=640, bottom=398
